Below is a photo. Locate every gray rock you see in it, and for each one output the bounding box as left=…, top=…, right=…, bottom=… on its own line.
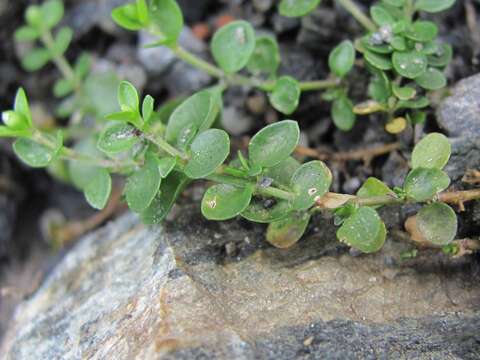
left=272, top=13, right=300, bottom=34
left=437, top=74, right=480, bottom=139
left=444, top=137, right=480, bottom=182
left=221, top=106, right=254, bottom=136
left=2, top=205, right=480, bottom=359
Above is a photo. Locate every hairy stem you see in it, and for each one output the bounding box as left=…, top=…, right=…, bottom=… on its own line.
left=206, top=173, right=295, bottom=201
left=170, top=45, right=338, bottom=92
left=40, top=30, right=80, bottom=91
left=143, top=132, right=187, bottom=160
left=336, top=0, right=377, bottom=32
left=315, top=189, right=480, bottom=211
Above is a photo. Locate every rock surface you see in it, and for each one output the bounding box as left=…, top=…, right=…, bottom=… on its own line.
left=437, top=73, right=480, bottom=139
left=2, top=206, right=480, bottom=359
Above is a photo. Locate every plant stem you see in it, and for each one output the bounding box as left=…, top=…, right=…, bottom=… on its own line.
left=314, top=189, right=480, bottom=211
left=299, top=78, right=342, bottom=91
left=206, top=173, right=295, bottom=202
left=40, top=30, right=80, bottom=91
left=336, top=0, right=377, bottom=32
left=170, top=45, right=337, bottom=92
left=143, top=132, right=187, bottom=160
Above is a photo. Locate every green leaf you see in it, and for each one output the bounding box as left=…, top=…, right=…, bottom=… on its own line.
left=42, top=0, right=64, bottom=28
left=247, top=35, right=280, bottom=76
left=405, top=21, right=438, bottom=42
left=328, top=40, right=355, bottom=78
left=249, top=120, right=299, bottom=168
left=15, top=26, right=39, bottom=41
left=392, top=51, right=428, bottom=79
left=111, top=3, right=144, bottom=31
left=337, top=207, right=386, bottom=253
left=22, top=48, right=51, bottom=71
left=84, top=169, right=112, bottom=210
left=53, top=26, right=73, bottom=55
left=118, top=81, right=139, bottom=113
left=1, top=111, right=28, bottom=131
left=278, top=0, right=321, bottom=17
left=404, top=168, right=450, bottom=201
left=364, top=50, right=393, bottom=70
left=392, top=84, right=416, bottom=100
left=415, top=67, right=446, bottom=90
left=156, top=157, right=176, bottom=178
left=390, top=36, right=406, bottom=51
left=98, top=123, right=138, bottom=154
left=142, top=95, right=155, bottom=123
left=263, top=156, right=301, bottom=187
left=74, top=53, right=91, bottom=80
left=125, top=153, right=161, bottom=212
left=407, top=111, right=427, bottom=125
left=136, top=0, right=149, bottom=24
left=184, top=129, right=230, bottom=179
left=268, top=76, right=300, bottom=115
left=211, top=20, right=256, bottom=73
left=370, top=5, right=395, bottom=26
left=332, top=95, right=355, bottom=131
left=201, top=184, right=254, bottom=220
left=0, top=125, right=30, bottom=138
left=395, top=96, right=429, bottom=110
left=266, top=212, right=311, bottom=248
left=382, top=0, right=405, bottom=8
left=411, top=132, right=451, bottom=170
left=141, top=171, right=190, bottom=224
left=54, top=79, right=74, bottom=97
left=427, top=43, right=453, bottom=67
left=357, top=177, right=394, bottom=209
left=416, top=202, right=457, bottom=246
left=25, top=5, right=42, bottom=28
left=13, top=133, right=62, bottom=168
left=165, top=89, right=219, bottom=143
left=13, top=88, right=32, bottom=127
left=148, top=0, right=184, bottom=45
left=415, top=0, right=456, bottom=13
left=290, top=160, right=332, bottom=210
left=241, top=198, right=292, bottom=223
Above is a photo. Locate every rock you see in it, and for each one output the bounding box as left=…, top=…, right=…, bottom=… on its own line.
left=437, top=74, right=480, bottom=139
left=272, top=13, right=300, bottom=34
left=221, top=106, right=254, bottom=136
left=382, top=151, right=410, bottom=188
left=2, top=205, right=480, bottom=358
left=137, top=31, right=176, bottom=75
left=444, top=137, right=480, bottom=182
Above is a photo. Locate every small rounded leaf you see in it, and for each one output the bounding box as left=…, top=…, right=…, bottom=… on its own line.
left=370, top=5, right=395, bottom=27
left=201, top=184, right=254, bottom=220
left=118, top=81, right=139, bottom=113
left=357, top=177, right=394, bottom=209
left=241, top=198, right=292, bottom=223
left=148, top=0, right=184, bottom=45
left=415, top=0, right=456, bottom=13
left=13, top=133, right=62, bottom=168
left=405, top=21, right=438, bottom=42
left=15, top=26, right=39, bottom=41
left=211, top=20, right=256, bottom=73
left=337, top=207, right=386, bottom=253
left=84, top=169, right=112, bottom=210
left=184, top=129, right=230, bottom=179
left=290, top=160, right=332, bottom=210
left=278, top=0, right=321, bottom=17
left=404, top=168, right=450, bottom=201
left=364, top=51, right=393, bottom=70
left=247, top=36, right=280, bottom=75
left=125, top=154, right=161, bottom=212
left=328, top=40, right=355, bottom=78
left=53, top=26, right=73, bottom=55
left=332, top=96, right=355, bottom=131
left=416, top=202, right=457, bottom=246
left=392, top=51, right=428, bottom=79
left=111, top=3, right=144, bottom=31
left=412, top=133, right=451, bottom=170
left=22, top=48, right=51, bottom=71
left=97, top=123, right=138, bottom=154
left=156, top=157, right=176, bottom=178
left=42, top=0, right=64, bottom=28
left=249, top=120, right=300, bottom=168
left=415, top=68, right=447, bottom=90
left=268, top=76, right=301, bottom=115
left=266, top=212, right=311, bottom=249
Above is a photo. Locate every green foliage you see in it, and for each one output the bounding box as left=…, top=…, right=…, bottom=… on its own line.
left=268, top=76, right=301, bottom=115
left=211, top=21, right=256, bottom=73
left=6, top=0, right=470, bottom=257
left=278, top=0, right=322, bottom=17
left=416, top=202, right=457, bottom=246
left=248, top=120, right=299, bottom=168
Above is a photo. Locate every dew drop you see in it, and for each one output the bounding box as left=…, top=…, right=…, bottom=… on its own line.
left=308, top=187, right=317, bottom=196
left=235, top=27, right=246, bottom=45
